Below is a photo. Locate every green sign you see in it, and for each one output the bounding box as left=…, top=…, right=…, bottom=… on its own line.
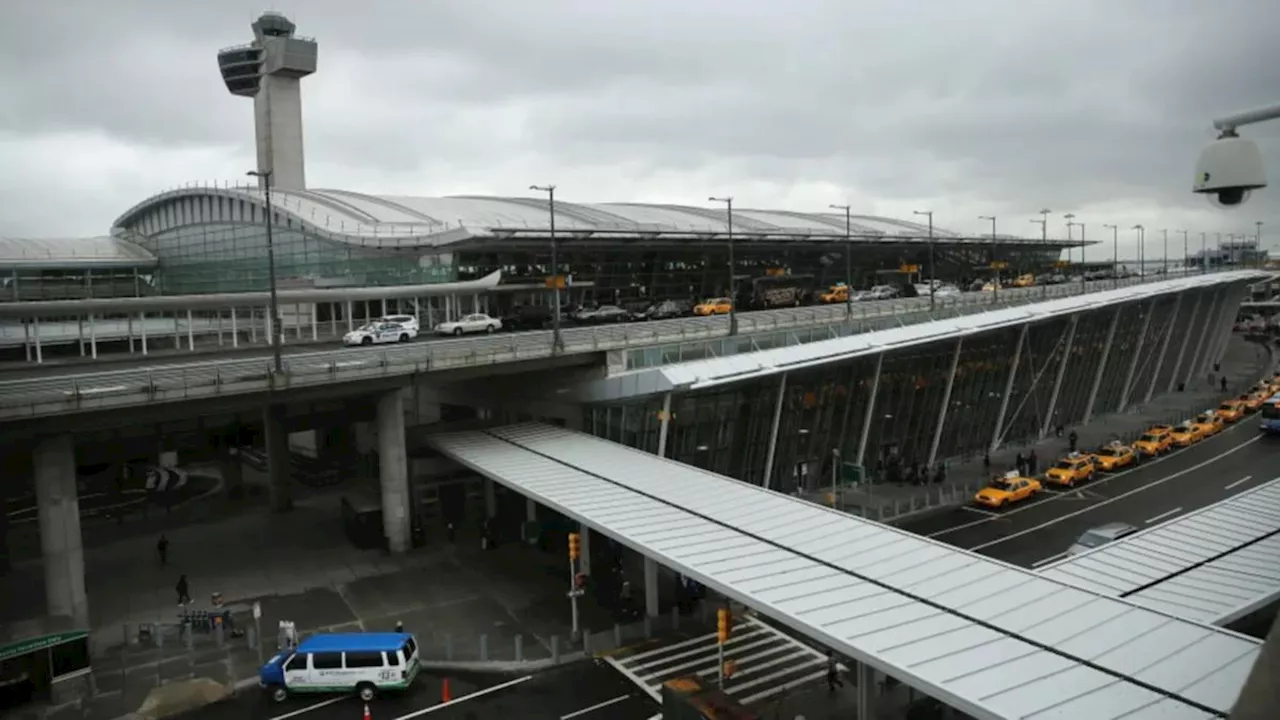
left=0, top=631, right=88, bottom=662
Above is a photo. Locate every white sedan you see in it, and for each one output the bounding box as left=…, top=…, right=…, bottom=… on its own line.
left=434, top=313, right=503, bottom=336
left=343, top=321, right=417, bottom=346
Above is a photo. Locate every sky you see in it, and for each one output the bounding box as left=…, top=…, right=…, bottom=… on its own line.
left=0, top=0, right=1277, bottom=260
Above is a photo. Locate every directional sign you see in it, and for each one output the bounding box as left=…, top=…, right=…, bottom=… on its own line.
left=899, top=264, right=920, bottom=273
left=989, top=261, right=1009, bottom=270
left=1054, top=260, right=1071, bottom=269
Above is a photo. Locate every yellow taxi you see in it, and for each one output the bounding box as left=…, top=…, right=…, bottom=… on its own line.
left=974, top=471, right=1042, bottom=509
left=1012, top=273, right=1035, bottom=288
left=1133, top=425, right=1174, bottom=457
left=819, top=284, right=849, bottom=303
left=693, top=297, right=733, bottom=316
left=1192, top=410, right=1225, bottom=436
left=1169, top=421, right=1207, bottom=447
left=1239, top=392, right=1267, bottom=412
left=1216, top=399, right=1246, bottom=423
left=1090, top=441, right=1137, bottom=472
left=981, top=281, right=1001, bottom=292
left=1044, top=452, right=1096, bottom=487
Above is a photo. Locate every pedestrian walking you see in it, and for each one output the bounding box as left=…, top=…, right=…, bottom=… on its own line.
left=826, top=650, right=844, bottom=691
left=175, top=574, right=191, bottom=605
left=156, top=535, right=169, bottom=567
left=1014, top=452, right=1025, bottom=476
left=1028, top=450, right=1038, bottom=476
left=1068, top=430, right=1079, bottom=453
left=1221, top=376, right=1228, bottom=392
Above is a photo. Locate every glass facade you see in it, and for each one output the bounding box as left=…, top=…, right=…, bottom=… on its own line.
left=584, top=289, right=1212, bottom=492
left=4, top=268, right=152, bottom=301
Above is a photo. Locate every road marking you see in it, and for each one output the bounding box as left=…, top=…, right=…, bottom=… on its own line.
left=1145, top=507, right=1184, bottom=524
left=1225, top=475, right=1253, bottom=490
left=560, top=694, right=633, bottom=719
left=966, top=435, right=1262, bottom=551
left=269, top=697, right=347, bottom=720
left=393, top=675, right=533, bottom=719
left=1032, top=551, right=1069, bottom=568
left=961, top=506, right=1001, bottom=517
left=927, top=423, right=1259, bottom=538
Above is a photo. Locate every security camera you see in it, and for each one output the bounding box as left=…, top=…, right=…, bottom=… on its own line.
left=1193, top=132, right=1266, bottom=207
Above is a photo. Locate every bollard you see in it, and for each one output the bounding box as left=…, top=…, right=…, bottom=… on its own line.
left=614, top=624, right=623, bottom=647
left=671, top=606, right=680, bottom=631
left=444, top=634, right=453, bottom=661
left=515, top=634, right=524, bottom=662
left=582, top=630, right=591, bottom=654
left=246, top=626, right=257, bottom=652
left=215, top=622, right=225, bottom=648
left=185, top=625, right=194, bottom=651
left=643, top=616, right=652, bottom=639
left=551, top=635, right=560, bottom=665
left=479, top=634, right=488, bottom=661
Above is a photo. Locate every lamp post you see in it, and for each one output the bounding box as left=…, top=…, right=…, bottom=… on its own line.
left=1160, top=229, right=1169, bottom=275
left=1033, top=208, right=1050, bottom=298
left=1255, top=221, right=1265, bottom=268
left=709, top=196, right=737, bottom=335
left=978, top=215, right=997, bottom=301
left=245, top=169, right=282, bottom=375
left=1178, top=230, right=1189, bottom=273
left=1069, top=220, right=1086, bottom=292
left=1103, top=224, right=1119, bottom=287
left=913, top=210, right=935, bottom=309
left=1131, top=225, right=1145, bottom=279
left=1215, top=232, right=1223, bottom=270
left=831, top=204, right=854, bottom=317
left=1201, top=232, right=1208, bottom=273
left=529, top=184, right=563, bottom=352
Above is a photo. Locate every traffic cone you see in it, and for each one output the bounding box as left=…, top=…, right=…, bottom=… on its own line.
left=441, top=677, right=452, bottom=703
left=362, top=703, right=371, bottom=720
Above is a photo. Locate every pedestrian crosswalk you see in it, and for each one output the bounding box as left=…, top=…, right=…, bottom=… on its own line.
left=605, top=614, right=837, bottom=708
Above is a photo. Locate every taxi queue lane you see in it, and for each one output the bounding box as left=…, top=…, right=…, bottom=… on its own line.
left=898, top=376, right=1280, bottom=568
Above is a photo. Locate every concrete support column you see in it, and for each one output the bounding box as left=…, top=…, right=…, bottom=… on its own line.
left=579, top=526, right=591, bottom=575
left=34, top=434, right=88, bottom=627
left=377, top=391, right=410, bottom=554
left=1082, top=307, right=1123, bottom=424
left=856, top=661, right=875, bottom=720
left=1167, top=295, right=1203, bottom=394
left=262, top=405, right=293, bottom=513
left=761, top=372, right=788, bottom=490
left=221, top=450, right=244, bottom=500
left=484, top=478, right=497, bottom=518
left=656, top=392, right=672, bottom=458
left=854, top=353, right=884, bottom=467
left=526, top=497, right=536, bottom=522
left=643, top=556, right=659, bottom=618
left=1143, top=294, right=1182, bottom=404
left=1040, top=315, right=1079, bottom=438
left=926, top=338, right=964, bottom=469
left=989, top=323, right=1029, bottom=452
left=1118, top=301, right=1156, bottom=413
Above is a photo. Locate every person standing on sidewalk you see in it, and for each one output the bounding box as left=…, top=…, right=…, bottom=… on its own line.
left=157, top=535, right=169, bottom=567
left=1068, top=430, right=1079, bottom=453
left=1027, top=450, right=1038, bottom=476
left=826, top=650, right=844, bottom=691
left=175, top=574, right=191, bottom=605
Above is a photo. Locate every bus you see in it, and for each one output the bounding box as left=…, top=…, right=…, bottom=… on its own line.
left=1260, top=395, right=1280, bottom=434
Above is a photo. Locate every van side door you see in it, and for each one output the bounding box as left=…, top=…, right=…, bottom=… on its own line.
left=283, top=652, right=311, bottom=690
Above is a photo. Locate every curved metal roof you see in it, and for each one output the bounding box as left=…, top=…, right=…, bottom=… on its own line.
left=112, top=186, right=992, bottom=251
left=0, top=236, right=157, bottom=270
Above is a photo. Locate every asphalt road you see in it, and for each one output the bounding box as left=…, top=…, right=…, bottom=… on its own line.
left=177, top=663, right=657, bottom=720
left=899, top=412, right=1278, bottom=567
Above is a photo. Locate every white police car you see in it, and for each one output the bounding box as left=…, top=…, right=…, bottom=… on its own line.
left=343, top=321, right=416, bottom=347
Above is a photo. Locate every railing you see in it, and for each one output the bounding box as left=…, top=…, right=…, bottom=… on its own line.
left=0, top=273, right=1217, bottom=420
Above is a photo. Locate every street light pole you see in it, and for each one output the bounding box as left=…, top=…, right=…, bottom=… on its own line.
left=1215, top=232, right=1223, bottom=270
left=913, top=210, right=935, bottom=309
left=1256, top=221, right=1265, bottom=268
left=1201, top=232, right=1208, bottom=273
left=831, top=204, right=853, bottom=318
left=529, top=184, right=563, bottom=352
left=246, top=169, right=282, bottom=375
left=1103, top=224, right=1119, bottom=287
left=1132, top=225, right=1145, bottom=279
left=1069, top=221, right=1086, bottom=292
left=1037, top=208, right=1051, bottom=298
left=1178, top=230, right=1189, bottom=274
left=978, top=215, right=997, bottom=302
left=1160, top=229, right=1169, bottom=275
left=709, top=196, right=737, bottom=335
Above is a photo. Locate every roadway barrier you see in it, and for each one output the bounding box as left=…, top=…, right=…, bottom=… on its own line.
left=0, top=275, right=1210, bottom=420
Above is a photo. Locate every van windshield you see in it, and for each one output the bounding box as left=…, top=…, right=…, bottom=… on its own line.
left=1263, top=403, right=1280, bottom=420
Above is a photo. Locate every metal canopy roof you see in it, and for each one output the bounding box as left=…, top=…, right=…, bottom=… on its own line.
left=428, top=423, right=1260, bottom=720
left=569, top=270, right=1270, bottom=402
left=1040, top=478, right=1280, bottom=627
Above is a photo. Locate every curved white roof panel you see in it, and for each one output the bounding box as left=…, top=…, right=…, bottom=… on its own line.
left=0, top=236, right=157, bottom=270
left=113, top=186, right=1019, bottom=250
left=1040, top=477, right=1280, bottom=627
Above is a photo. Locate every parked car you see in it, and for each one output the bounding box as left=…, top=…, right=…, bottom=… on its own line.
left=635, top=299, right=691, bottom=320
left=434, top=313, right=502, bottom=336
left=572, top=305, right=630, bottom=323
left=500, top=305, right=552, bottom=331
left=343, top=321, right=416, bottom=346
left=932, top=284, right=962, bottom=298
left=1068, top=522, right=1138, bottom=555
left=377, top=314, right=420, bottom=333
left=860, top=285, right=899, bottom=301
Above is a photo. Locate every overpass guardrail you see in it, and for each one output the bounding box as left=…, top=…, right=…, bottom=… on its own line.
left=0, top=274, right=1212, bottom=420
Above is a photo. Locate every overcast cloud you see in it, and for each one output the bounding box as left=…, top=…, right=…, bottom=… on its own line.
left=0, top=0, right=1277, bottom=259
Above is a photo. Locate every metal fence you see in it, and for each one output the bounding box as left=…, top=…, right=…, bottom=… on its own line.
left=0, top=273, right=1219, bottom=420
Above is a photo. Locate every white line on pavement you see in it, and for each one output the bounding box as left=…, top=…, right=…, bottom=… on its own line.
left=393, top=675, right=534, bottom=719
left=561, top=694, right=633, bottom=719
left=1031, top=551, right=1069, bottom=568
left=966, top=435, right=1262, bottom=551
left=269, top=696, right=347, bottom=720
left=1145, top=507, right=1184, bottom=524
left=961, top=506, right=1001, bottom=517
left=926, top=421, right=1259, bottom=538
left=1225, top=475, right=1253, bottom=490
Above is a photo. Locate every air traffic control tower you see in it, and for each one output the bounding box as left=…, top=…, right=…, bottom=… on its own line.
left=217, top=12, right=317, bottom=191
